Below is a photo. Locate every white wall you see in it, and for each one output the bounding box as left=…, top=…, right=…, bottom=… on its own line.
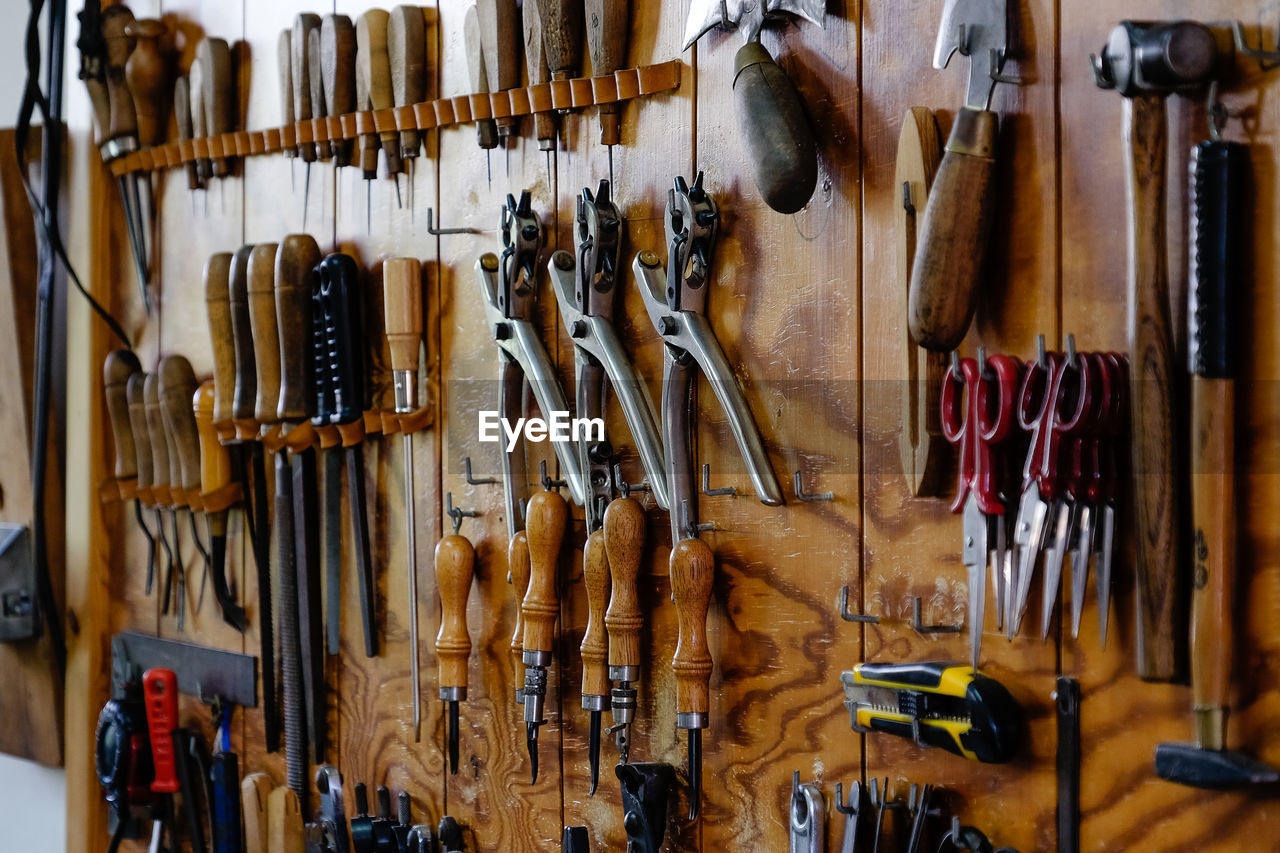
left=0, top=0, right=68, bottom=847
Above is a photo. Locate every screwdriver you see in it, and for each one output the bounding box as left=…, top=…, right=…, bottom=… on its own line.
left=194, top=380, right=250, bottom=631
left=435, top=519, right=476, bottom=775
left=128, top=372, right=171, bottom=597
left=604, top=494, right=645, bottom=766
left=580, top=525, right=610, bottom=794
left=384, top=256, right=425, bottom=741
left=292, top=14, right=322, bottom=226
left=389, top=5, right=427, bottom=214
left=522, top=487, right=568, bottom=783
left=142, top=668, right=180, bottom=853
left=521, top=0, right=556, bottom=173
left=672, top=536, right=714, bottom=821
left=145, top=371, right=186, bottom=629
left=477, top=0, right=522, bottom=159
left=103, top=350, right=158, bottom=594
left=320, top=15, right=357, bottom=168
left=278, top=29, right=299, bottom=190
left=585, top=0, right=629, bottom=184
left=463, top=6, right=499, bottom=185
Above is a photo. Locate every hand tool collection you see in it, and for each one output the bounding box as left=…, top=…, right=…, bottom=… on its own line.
left=85, top=2, right=1280, bottom=850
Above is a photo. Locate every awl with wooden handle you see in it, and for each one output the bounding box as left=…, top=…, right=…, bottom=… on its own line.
left=522, top=488, right=568, bottom=784
left=435, top=522, right=475, bottom=775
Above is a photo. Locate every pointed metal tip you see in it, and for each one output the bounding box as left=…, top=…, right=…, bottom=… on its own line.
left=527, top=723, right=539, bottom=783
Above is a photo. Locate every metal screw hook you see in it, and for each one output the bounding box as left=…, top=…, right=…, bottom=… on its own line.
left=1233, top=20, right=1280, bottom=72
left=902, top=180, right=915, bottom=216
left=611, top=463, right=651, bottom=501
left=445, top=493, right=479, bottom=535
left=426, top=208, right=475, bottom=235
left=539, top=459, right=567, bottom=492
left=1065, top=333, right=1079, bottom=369
left=462, top=456, right=497, bottom=486
left=838, top=584, right=880, bottom=624
left=1036, top=334, right=1048, bottom=369
left=701, top=463, right=736, bottom=497
left=988, top=48, right=1025, bottom=85
left=912, top=596, right=965, bottom=634
left=793, top=470, right=834, bottom=502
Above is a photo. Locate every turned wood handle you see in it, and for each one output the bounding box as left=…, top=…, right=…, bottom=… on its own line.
left=509, top=531, right=531, bottom=697
left=522, top=490, right=568, bottom=656
left=240, top=773, right=271, bottom=853
left=267, top=786, right=303, bottom=853
left=204, top=252, right=236, bottom=435
left=275, top=234, right=322, bottom=422
left=197, top=37, right=234, bottom=176
left=174, top=77, right=201, bottom=190
left=195, top=380, right=239, bottom=511
left=908, top=107, right=999, bottom=351
left=389, top=5, right=427, bottom=157
left=671, top=537, right=714, bottom=717
left=383, top=258, right=423, bottom=374
left=731, top=42, right=817, bottom=215
left=356, top=8, right=401, bottom=173
left=478, top=0, right=522, bottom=138
left=143, top=372, right=173, bottom=504
left=292, top=14, right=322, bottom=164
left=534, top=0, right=582, bottom=81
left=127, top=373, right=155, bottom=497
left=464, top=6, right=500, bottom=150
left=104, top=350, right=142, bottom=482
left=321, top=14, right=356, bottom=166
left=585, top=0, right=628, bottom=144
left=123, top=18, right=167, bottom=147
left=604, top=496, right=644, bottom=672
left=159, top=355, right=203, bottom=498
left=247, top=242, right=282, bottom=425
left=101, top=6, right=138, bottom=141
left=435, top=534, right=476, bottom=692
left=580, top=528, right=611, bottom=697
left=307, top=29, right=328, bottom=161
left=278, top=30, right=298, bottom=158
left=1125, top=94, right=1183, bottom=682
left=229, top=245, right=258, bottom=430
left=520, top=0, right=555, bottom=147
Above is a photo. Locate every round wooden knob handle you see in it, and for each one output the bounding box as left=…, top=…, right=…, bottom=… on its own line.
left=671, top=537, right=714, bottom=718
left=124, top=18, right=168, bottom=147
left=274, top=234, right=322, bottom=422
left=508, top=531, right=531, bottom=698
left=204, top=252, right=236, bottom=436
left=195, top=380, right=239, bottom=513
left=143, top=372, right=173, bottom=504
left=159, top=356, right=202, bottom=500
left=604, top=496, right=645, bottom=673
left=382, top=258, right=423, bottom=373
left=104, top=350, right=142, bottom=483
left=127, top=373, right=155, bottom=498
left=435, top=534, right=476, bottom=694
left=522, top=490, right=568, bottom=658
left=580, top=528, right=611, bottom=698
left=247, top=243, right=282, bottom=426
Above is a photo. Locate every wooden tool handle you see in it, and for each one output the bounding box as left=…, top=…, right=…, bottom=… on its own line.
left=731, top=42, right=818, bottom=215
left=197, top=37, right=234, bottom=175
left=585, top=0, right=628, bottom=144
left=321, top=15, right=356, bottom=165
left=604, top=496, right=644, bottom=671
left=229, top=245, right=258, bottom=430
left=101, top=6, right=138, bottom=141
left=204, top=252, right=236, bottom=434
left=275, top=234, right=322, bottom=422
left=278, top=30, right=298, bottom=158
left=144, top=373, right=173, bottom=502
left=174, top=77, right=201, bottom=189
left=240, top=772, right=271, bottom=853
left=1125, top=94, right=1183, bottom=682
left=671, top=537, right=714, bottom=716
left=907, top=107, right=999, bottom=351
left=127, top=373, right=155, bottom=495
left=307, top=29, right=328, bottom=160
left=435, top=534, right=476, bottom=692
left=356, top=8, right=401, bottom=172
left=534, top=0, right=582, bottom=80
left=389, top=5, right=427, bottom=156
left=159, top=355, right=202, bottom=497
left=580, top=528, right=611, bottom=697
left=478, top=0, right=521, bottom=140
left=123, top=18, right=167, bottom=147
left=247, top=243, right=283, bottom=425
left=292, top=14, right=322, bottom=163
left=267, top=786, right=304, bottom=853
left=383, top=258, right=423, bottom=373
left=521, top=0, right=555, bottom=147
left=195, top=380, right=239, bottom=512
left=104, top=350, right=142, bottom=482
left=522, top=490, right=568, bottom=656
left=1190, top=377, right=1234, bottom=742
left=509, top=531, right=531, bottom=696
left=464, top=6, right=500, bottom=150
left=189, top=55, right=212, bottom=180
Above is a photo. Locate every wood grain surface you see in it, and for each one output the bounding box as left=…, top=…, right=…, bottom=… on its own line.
left=63, top=1, right=1280, bottom=851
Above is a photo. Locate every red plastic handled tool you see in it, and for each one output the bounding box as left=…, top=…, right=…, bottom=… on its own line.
left=142, top=668, right=180, bottom=794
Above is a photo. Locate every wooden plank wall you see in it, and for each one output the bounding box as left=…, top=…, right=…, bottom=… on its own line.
left=63, top=0, right=1280, bottom=850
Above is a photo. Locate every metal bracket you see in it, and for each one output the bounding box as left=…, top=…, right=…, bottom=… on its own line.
left=539, top=459, right=567, bottom=492
left=1234, top=20, right=1280, bottom=71
left=837, top=586, right=965, bottom=634
left=793, top=470, right=834, bottom=502
left=110, top=630, right=258, bottom=707
left=701, top=463, right=736, bottom=497
left=445, top=493, right=479, bottom=535
left=426, top=208, right=475, bottom=236
left=0, top=523, right=36, bottom=641
left=462, top=456, right=497, bottom=486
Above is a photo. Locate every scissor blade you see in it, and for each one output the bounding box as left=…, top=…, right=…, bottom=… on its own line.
left=1069, top=502, right=1096, bottom=639
left=1010, top=486, right=1047, bottom=638
left=991, top=518, right=1007, bottom=631
left=1039, top=499, right=1075, bottom=640
left=1096, top=504, right=1116, bottom=648
left=962, top=498, right=987, bottom=671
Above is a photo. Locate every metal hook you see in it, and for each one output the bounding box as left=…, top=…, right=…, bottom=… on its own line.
left=838, top=584, right=880, bottom=623
left=701, top=463, right=736, bottom=497
left=988, top=48, right=1025, bottom=85
left=793, top=470, right=834, bottom=502
left=902, top=180, right=915, bottom=216
left=426, top=208, right=475, bottom=235
left=1233, top=20, right=1280, bottom=72
left=835, top=781, right=859, bottom=815
left=950, top=350, right=961, bottom=377
left=912, top=596, right=965, bottom=634
left=463, top=456, right=497, bottom=486
left=1065, top=333, right=1078, bottom=369
left=955, top=23, right=970, bottom=57
left=1036, top=334, right=1048, bottom=368
left=680, top=499, right=714, bottom=536
left=445, top=493, right=479, bottom=535
left=976, top=346, right=988, bottom=379
left=611, top=463, right=650, bottom=501
left=539, top=459, right=567, bottom=492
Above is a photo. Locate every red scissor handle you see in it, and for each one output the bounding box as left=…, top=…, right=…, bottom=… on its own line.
left=142, top=668, right=180, bottom=794
left=941, top=357, right=976, bottom=514
left=941, top=355, right=1021, bottom=515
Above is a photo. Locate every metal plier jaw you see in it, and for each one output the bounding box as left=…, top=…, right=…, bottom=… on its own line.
left=634, top=174, right=783, bottom=542
left=549, top=182, right=670, bottom=525
left=311, top=765, right=351, bottom=853
left=476, top=191, right=587, bottom=518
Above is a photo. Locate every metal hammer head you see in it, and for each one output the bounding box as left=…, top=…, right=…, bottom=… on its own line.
left=934, top=0, right=1013, bottom=108
left=1092, top=21, right=1231, bottom=97
left=1155, top=742, right=1280, bottom=789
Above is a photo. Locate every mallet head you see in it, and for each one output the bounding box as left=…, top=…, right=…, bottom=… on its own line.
left=1155, top=742, right=1280, bottom=789
left=1092, top=20, right=1230, bottom=97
